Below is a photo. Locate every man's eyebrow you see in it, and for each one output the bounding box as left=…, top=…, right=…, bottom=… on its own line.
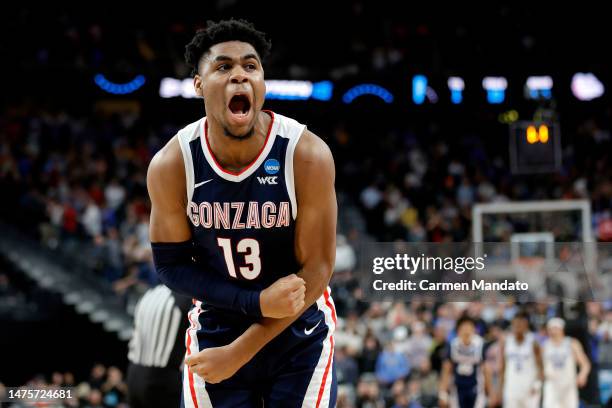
left=212, top=55, right=233, bottom=62
left=241, top=53, right=260, bottom=62
left=211, top=54, right=260, bottom=63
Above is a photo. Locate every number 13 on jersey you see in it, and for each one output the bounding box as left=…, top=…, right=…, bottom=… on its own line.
left=217, top=238, right=262, bottom=280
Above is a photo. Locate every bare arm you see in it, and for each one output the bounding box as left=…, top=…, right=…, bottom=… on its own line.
left=571, top=338, right=591, bottom=387
left=533, top=341, right=544, bottom=382
left=482, top=360, right=495, bottom=404
left=438, top=359, right=452, bottom=407
left=186, top=129, right=337, bottom=382
left=147, top=137, right=191, bottom=242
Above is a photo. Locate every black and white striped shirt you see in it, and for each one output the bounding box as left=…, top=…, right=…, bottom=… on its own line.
left=128, top=285, right=191, bottom=368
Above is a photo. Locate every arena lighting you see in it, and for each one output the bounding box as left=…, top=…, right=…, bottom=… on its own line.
left=159, top=78, right=333, bottom=101
left=94, top=74, right=146, bottom=95
left=447, top=76, right=464, bottom=104
left=526, top=76, right=553, bottom=99
left=571, top=72, right=605, bottom=101
left=482, top=76, right=508, bottom=104
left=159, top=78, right=196, bottom=98
left=159, top=75, right=606, bottom=103
left=412, top=75, right=427, bottom=104
left=310, top=81, right=333, bottom=101
left=342, top=84, right=394, bottom=104
left=265, top=80, right=333, bottom=101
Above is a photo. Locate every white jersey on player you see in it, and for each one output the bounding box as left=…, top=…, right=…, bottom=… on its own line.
left=504, top=332, right=540, bottom=408
left=543, top=337, right=578, bottom=408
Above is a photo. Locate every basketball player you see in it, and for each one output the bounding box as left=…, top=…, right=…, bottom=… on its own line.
left=439, top=316, right=493, bottom=408
left=499, top=311, right=544, bottom=408
left=147, top=19, right=337, bottom=407
left=542, top=317, right=591, bottom=408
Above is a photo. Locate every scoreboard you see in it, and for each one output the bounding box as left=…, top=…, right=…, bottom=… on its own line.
left=509, top=121, right=561, bottom=174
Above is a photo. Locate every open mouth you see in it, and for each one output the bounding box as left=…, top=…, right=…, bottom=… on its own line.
left=228, top=94, right=251, bottom=116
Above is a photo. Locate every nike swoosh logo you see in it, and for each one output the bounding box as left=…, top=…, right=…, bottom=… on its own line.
left=304, top=320, right=321, bottom=335
left=194, top=179, right=213, bottom=188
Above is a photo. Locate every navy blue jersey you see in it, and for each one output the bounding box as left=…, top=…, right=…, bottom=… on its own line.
left=448, top=335, right=485, bottom=391
left=179, top=110, right=301, bottom=287
left=176, top=111, right=332, bottom=326
left=177, top=111, right=338, bottom=407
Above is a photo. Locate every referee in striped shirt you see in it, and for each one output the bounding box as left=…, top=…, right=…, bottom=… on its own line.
left=127, top=285, right=192, bottom=408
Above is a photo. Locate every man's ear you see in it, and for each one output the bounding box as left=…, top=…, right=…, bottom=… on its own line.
left=194, top=75, right=204, bottom=97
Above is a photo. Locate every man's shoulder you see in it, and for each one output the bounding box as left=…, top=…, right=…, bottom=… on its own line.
left=273, top=111, right=304, bottom=129
left=148, top=136, right=190, bottom=192
left=269, top=111, right=333, bottom=168
left=149, top=136, right=181, bottom=176
left=175, top=117, right=204, bottom=143
left=149, top=117, right=204, bottom=175
left=291, top=126, right=335, bottom=205
left=294, top=127, right=334, bottom=173
left=147, top=136, right=187, bottom=202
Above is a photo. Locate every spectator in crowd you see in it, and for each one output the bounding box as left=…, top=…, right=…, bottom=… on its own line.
left=375, top=340, right=411, bottom=385
left=356, top=373, right=385, bottom=408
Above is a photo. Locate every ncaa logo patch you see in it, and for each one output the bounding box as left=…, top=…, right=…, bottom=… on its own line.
left=264, top=158, right=280, bottom=175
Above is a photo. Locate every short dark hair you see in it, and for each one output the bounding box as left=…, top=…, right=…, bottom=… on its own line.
left=513, top=310, right=530, bottom=321
left=456, top=314, right=476, bottom=330
left=185, top=19, right=272, bottom=76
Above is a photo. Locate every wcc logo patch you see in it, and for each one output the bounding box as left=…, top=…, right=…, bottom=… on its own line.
left=259, top=158, right=280, bottom=184
left=257, top=176, right=278, bottom=185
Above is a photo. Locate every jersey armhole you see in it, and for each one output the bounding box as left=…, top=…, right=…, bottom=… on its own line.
left=285, top=124, right=306, bottom=220
left=177, top=131, right=196, bottom=204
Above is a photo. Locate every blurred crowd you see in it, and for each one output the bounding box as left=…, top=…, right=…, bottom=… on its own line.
left=0, top=108, right=161, bottom=305
left=0, top=364, right=128, bottom=408
left=5, top=300, right=612, bottom=407
left=2, top=104, right=612, bottom=406
left=334, top=113, right=612, bottom=243
left=327, top=297, right=612, bottom=407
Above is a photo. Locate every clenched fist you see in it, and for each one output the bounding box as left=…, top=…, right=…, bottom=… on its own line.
left=259, top=274, right=306, bottom=318
left=185, top=344, right=245, bottom=384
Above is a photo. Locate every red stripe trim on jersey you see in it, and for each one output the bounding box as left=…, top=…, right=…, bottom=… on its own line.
left=204, top=110, right=275, bottom=176
left=315, top=335, right=334, bottom=407
left=186, top=307, right=200, bottom=408
left=324, top=289, right=337, bottom=324
left=315, top=288, right=336, bottom=407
